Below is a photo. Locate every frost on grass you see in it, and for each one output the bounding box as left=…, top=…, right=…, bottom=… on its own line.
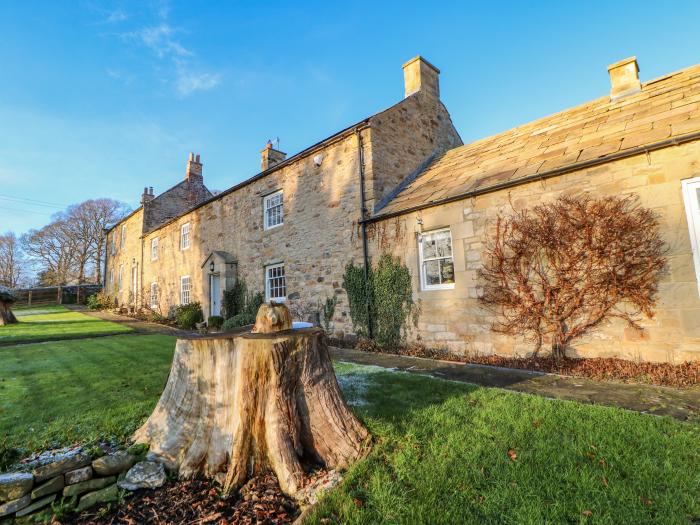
left=334, top=362, right=396, bottom=407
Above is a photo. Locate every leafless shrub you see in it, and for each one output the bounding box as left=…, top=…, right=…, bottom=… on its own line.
left=479, top=194, right=667, bottom=359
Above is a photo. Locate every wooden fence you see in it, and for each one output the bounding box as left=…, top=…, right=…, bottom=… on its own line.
left=12, top=285, right=102, bottom=307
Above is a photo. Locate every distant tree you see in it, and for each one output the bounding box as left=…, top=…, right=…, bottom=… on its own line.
left=0, top=232, right=25, bottom=288
left=479, top=194, right=666, bottom=360
left=21, top=199, right=130, bottom=285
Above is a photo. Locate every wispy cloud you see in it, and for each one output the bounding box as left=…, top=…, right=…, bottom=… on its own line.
left=176, top=68, right=221, bottom=96
left=103, top=1, right=220, bottom=97
left=105, top=9, right=128, bottom=23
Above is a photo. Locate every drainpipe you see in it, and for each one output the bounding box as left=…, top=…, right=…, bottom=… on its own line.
left=355, top=126, right=374, bottom=339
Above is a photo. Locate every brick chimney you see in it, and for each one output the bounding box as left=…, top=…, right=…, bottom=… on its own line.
left=261, top=142, right=287, bottom=171
left=402, top=56, right=440, bottom=99
left=141, top=186, right=155, bottom=205
left=185, top=152, right=203, bottom=182
left=608, top=56, right=641, bottom=100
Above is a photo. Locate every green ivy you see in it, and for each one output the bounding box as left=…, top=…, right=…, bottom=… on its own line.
left=343, top=254, right=416, bottom=347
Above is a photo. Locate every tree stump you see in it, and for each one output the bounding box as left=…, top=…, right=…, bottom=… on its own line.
left=0, top=286, right=18, bottom=326
left=133, top=304, right=369, bottom=496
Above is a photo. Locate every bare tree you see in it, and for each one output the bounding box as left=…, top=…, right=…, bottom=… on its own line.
left=0, top=232, right=25, bottom=287
left=479, top=194, right=667, bottom=360
left=21, top=199, right=130, bottom=285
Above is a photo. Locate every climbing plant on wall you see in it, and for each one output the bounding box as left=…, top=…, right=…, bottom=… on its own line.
left=343, top=254, right=417, bottom=347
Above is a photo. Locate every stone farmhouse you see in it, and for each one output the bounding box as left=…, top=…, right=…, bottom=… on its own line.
left=105, top=56, right=700, bottom=363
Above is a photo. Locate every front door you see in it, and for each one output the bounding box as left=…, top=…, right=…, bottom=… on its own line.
left=131, top=265, right=138, bottom=304
left=210, top=274, right=221, bottom=316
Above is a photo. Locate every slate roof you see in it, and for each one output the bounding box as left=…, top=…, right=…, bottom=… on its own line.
left=377, top=63, right=700, bottom=217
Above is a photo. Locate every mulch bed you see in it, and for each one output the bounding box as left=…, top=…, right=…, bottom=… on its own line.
left=356, top=340, right=700, bottom=388
left=62, top=475, right=298, bottom=525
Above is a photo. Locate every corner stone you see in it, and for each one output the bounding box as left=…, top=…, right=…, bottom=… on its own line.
left=31, top=475, right=64, bottom=499
left=76, top=484, right=118, bottom=512
left=63, top=476, right=116, bottom=498
left=0, top=472, right=33, bottom=502
left=0, top=494, right=31, bottom=517
left=15, top=494, right=56, bottom=518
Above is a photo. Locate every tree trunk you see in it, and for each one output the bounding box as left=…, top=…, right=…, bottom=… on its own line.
left=133, top=326, right=369, bottom=496
left=0, top=300, right=17, bottom=326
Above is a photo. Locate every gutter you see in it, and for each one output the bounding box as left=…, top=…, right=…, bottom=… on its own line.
left=365, top=129, right=700, bottom=223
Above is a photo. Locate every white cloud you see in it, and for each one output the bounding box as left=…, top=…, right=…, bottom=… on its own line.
left=105, top=9, right=128, bottom=23
left=128, top=23, right=192, bottom=59
left=176, top=70, right=221, bottom=96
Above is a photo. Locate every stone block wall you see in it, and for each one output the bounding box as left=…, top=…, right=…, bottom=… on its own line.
left=370, top=140, right=700, bottom=363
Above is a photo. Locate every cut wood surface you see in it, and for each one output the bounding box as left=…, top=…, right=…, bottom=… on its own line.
left=133, top=326, right=369, bottom=496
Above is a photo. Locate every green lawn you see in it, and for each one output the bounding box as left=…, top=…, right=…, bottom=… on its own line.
left=0, top=334, right=698, bottom=524
left=0, top=306, right=132, bottom=343
left=0, top=334, right=175, bottom=462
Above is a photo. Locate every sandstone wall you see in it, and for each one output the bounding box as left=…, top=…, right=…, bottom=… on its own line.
left=370, top=140, right=700, bottom=363
left=105, top=209, right=144, bottom=308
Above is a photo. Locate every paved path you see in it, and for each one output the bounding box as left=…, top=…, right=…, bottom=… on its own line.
left=331, top=347, right=700, bottom=423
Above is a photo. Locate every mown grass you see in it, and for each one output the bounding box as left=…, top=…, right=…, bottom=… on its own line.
left=0, top=334, right=175, bottom=463
left=0, top=335, right=697, bottom=524
left=0, top=306, right=132, bottom=343
left=309, top=362, right=700, bottom=525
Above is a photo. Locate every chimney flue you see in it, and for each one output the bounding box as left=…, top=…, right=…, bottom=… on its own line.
left=141, top=186, right=155, bottom=205
left=608, top=56, right=641, bottom=100
left=402, top=56, right=440, bottom=99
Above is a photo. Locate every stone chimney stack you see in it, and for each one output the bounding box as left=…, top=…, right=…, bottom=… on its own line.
left=608, top=56, right=641, bottom=100
left=261, top=142, right=287, bottom=171
left=141, top=186, right=155, bottom=205
left=402, top=56, right=440, bottom=99
left=185, top=152, right=203, bottom=182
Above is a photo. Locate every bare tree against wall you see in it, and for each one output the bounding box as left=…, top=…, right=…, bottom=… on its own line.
left=479, top=194, right=667, bottom=360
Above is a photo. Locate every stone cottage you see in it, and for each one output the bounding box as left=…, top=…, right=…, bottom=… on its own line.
left=105, top=56, right=700, bottom=363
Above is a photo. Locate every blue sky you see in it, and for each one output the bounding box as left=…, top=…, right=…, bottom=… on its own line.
left=2, top=1, right=700, bottom=234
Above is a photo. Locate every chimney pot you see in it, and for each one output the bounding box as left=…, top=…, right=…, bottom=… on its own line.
left=608, top=56, right=641, bottom=100
left=402, top=56, right=440, bottom=99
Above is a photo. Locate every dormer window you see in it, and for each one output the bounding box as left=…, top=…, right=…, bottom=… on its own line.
left=264, top=190, right=283, bottom=230
left=181, top=223, right=191, bottom=250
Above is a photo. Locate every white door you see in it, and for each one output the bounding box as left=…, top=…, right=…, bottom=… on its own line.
left=210, top=274, right=221, bottom=316
left=131, top=266, right=138, bottom=302
left=682, top=177, right=700, bottom=296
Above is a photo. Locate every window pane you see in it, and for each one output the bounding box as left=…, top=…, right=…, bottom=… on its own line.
left=422, top=237, right=437, bottom=259
left=435, top=232, right=452, bottom=258
left=440, top=258, right=455, bottom=284
left=424, top=260, right=441, bottom=286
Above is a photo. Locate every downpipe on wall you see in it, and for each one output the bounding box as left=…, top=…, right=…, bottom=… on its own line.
left=355, top=126, right=374, bottom=340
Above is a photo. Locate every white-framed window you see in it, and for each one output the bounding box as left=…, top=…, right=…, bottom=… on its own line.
left=181, top=223, right=190, bottom=250
left=151, top=237, right=159, bottom=261
left=682, top=176, right=700, bottom=297
left=120, top=225, right=126, bottom=248
left=118, top=265, right=124, bottom=291
left=263, top=190, right=284, bottom=230
left=150, top=282, right=158, bottom=309
left=109, top=268, right=114, bottom=286
left=265, top=263, right=286, bottom=301
left=111, top=235, right=116, bottom=255
left=180, top=275, right=191, bottom=305
left=419, top=228, right=455, bottom=290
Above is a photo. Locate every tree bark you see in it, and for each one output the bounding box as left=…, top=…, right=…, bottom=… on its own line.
left=0, top=300, right=17, bottom=326
left=133, top=327, right=369, bottom=496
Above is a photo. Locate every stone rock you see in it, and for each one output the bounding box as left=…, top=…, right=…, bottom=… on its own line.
left=92, top=451, right=136, bottom=477
left=63, top=476, right=116, bottom=498
left=76, top=484, right=118, bottom=512
left=32, top=452, right=91, bottom=483
left=0, top=494, right=31, bottom=517
left=0, top=472, right=33, bottom=502
left=14, top=494, right=56, bottom=517
left=30, top=475, right=63, bottom=499
left=294, top=470, right=342, bottom=506
left=117, top=461, right=166, bottom=491
left=65, top=466, right=92, bottom=485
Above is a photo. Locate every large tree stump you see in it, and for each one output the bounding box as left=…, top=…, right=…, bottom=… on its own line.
left=0, top=286, right=18, bottom=326
left=133, top=305, right=369, bottom=496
